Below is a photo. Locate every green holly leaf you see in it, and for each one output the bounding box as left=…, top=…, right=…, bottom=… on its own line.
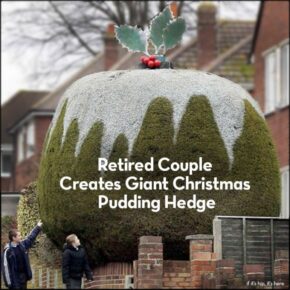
left=115, top=25, right=147, bottom=54
left=149, top=6, right=173, bottom=53
left=163, top=18, right=186, bottom=51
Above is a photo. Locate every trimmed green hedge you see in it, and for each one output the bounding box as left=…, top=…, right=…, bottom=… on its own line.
left=38, top=96, right=280, bottom=264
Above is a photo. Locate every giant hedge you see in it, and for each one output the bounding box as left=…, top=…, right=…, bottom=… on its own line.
left=38, top=70, right=280, bottom=264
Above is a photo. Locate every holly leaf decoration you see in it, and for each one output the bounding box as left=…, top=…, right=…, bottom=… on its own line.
left=163, top=18, right=186, bottom=51
left=149, top=6, right=173, bottom=53
left=115, top=25, right=148, bottom=54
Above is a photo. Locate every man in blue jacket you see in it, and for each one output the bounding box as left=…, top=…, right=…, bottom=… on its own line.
left=2, top=220, right=42, bottom=289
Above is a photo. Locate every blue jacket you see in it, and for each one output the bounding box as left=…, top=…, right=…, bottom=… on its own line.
left=1, top=225, right=41, bottom=288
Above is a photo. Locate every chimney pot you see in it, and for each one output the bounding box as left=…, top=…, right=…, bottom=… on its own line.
left=169, top=2, right=178, bottom=18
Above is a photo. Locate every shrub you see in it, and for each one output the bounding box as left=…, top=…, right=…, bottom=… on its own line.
left=1, top=216, right=17, bottom=251
left=17, top=182, right=61, bottom=266
left=38, top=70, right=280, bottom=265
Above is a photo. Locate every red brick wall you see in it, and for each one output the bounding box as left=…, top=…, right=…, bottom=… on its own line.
left=163, top=261, right=191, bottom=289
left=1, top=177, right=12, bottom=191
left=14, top=116, right=52, bottom=190
left=35, top=116, right=52, bottom=155
left=267, top=108, right=289, bottom=167
left=253, top=1, right=289, bottom=167
left=15, top=155, right=38, bottom=191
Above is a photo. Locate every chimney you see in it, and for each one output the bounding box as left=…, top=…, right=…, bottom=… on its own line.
left=197, top=3, right=217, bottom=69
left=169, top=2, right=178, bottom=18
left=103, top=23, right=120, bottom=70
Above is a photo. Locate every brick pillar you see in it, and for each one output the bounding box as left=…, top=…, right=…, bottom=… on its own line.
left=274, top=250, right=289, bottom=289
left=243, top=264, right=265, bottom=288
left=137, top=236, right=163, bottom=289
left=186, top=234, right=217, bottom=289
left=215, top=259, right=235, bottom=288
left=196, top=3, right=217, bottom=69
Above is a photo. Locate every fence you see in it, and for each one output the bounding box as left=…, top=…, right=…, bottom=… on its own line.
left=213, top=216, right=289, bottom=280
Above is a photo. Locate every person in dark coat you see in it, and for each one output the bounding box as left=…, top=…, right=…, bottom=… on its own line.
left=1, top=221, right=42, bottom=289
left=62, top=234, right=93, bottom=289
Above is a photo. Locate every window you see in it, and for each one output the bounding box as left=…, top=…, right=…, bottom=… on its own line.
left=26, top=121, right=35, bottom=158
left=17, top=120, right=35, bottom=163
left=280, top=43, right=289, bottom=107
left=280, top=166, right=289, bottom=219
left=264, top=40, right=289, bottom=114
left=17, top=130, right=25, bottom=163
left=265, top=51, right=276, bottom=113
left=1, top=150, right=13, bottom=177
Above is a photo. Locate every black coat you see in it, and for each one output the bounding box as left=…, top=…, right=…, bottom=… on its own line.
left=1, top=225, right=42, bottom=288
left=62, top=244, right=93, bottom=283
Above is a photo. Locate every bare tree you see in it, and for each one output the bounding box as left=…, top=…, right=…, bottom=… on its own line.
left=3, top=1, right=192, bottom=83
left=3, top=1, right=258, bottom=87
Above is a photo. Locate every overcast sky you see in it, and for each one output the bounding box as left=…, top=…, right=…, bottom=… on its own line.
left=1, top=1, right=260, bottom=105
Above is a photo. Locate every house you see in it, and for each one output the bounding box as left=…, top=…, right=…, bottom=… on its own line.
left=250, top=1, right=289, bottom=218
left=1, top=90, right=50, bottom=215
left=1, top=3, right=257, bottom=215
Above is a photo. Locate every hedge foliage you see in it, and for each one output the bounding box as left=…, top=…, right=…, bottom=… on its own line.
left=17, top=182, right=61, bottom=266
left=1, top=216, right=17, bottom=251
left=38, top=96, right=280, bottom=265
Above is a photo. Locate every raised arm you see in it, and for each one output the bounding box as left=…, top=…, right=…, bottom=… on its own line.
left=21, top=221, right=42, bottom=250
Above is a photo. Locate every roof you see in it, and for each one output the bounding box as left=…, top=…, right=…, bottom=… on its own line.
left=1, top=90, right=49, bottom=144
left=21, top=19, right=255, bottom=115
left=173, top=20, right=255, bottom=87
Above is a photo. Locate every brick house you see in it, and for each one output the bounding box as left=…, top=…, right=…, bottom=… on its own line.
left=1, top=90, right=50, bottom=215
left=250, top=1, right=289, bottom=218
left=2, top=3, right=271, bottom=216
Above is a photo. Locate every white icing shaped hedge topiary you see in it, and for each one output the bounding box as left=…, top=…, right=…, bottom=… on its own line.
left=38, top=69, right=280, bottom=264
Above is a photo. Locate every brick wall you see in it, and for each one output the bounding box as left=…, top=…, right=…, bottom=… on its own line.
left=84, top=263, right=133, bottom=289
left=1, top=176, right=12, bottom=191
left=14, top=116, right=52, bottom=190
left=253, top=1, right=289, bottom=168
left=2, top=234, right=288, bottom=289
left=23, top=262, right=132, bottom=289
left=163, top=261, right=191, bottom=289
left=15, top=155, right=39, bottom=191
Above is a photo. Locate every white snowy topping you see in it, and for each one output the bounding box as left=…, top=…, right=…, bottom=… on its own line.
left=47, top=69, right=263, bottom=167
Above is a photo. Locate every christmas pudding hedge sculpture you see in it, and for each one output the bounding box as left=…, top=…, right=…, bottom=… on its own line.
left=38, top=70, right=280, bottom=264
left=37, top=7, right=280, bottom=264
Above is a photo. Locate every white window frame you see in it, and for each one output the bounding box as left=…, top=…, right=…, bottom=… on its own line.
left=263, top=38, right=289, bottom=115
left=17, top=129, right=25, bottom=163
left=280, top=42, right=289, bottom=108
left=1, top=145, right=13, bottom=177
left=26, top=120, right=35, bottom=158
left=280, top=165, right=289, bottom=219
left=17, top=119, right=36, bottom=163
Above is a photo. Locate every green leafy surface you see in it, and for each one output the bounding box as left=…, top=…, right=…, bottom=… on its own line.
left=115, top=25, right=147, bottom=53
left=149, top=6, right=172, bottom=53
left=163, top=18, right=186, bottom=50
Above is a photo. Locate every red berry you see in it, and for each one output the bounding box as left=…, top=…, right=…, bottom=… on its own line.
left=140, top=56, right=147, bottom=63
left=148, top=60, right=155, bottom=68
left=143, top=57, right=150, bottom=65
left=154, top=60, right=161, bottom=68
left=149, top=55, right=156, bottom=61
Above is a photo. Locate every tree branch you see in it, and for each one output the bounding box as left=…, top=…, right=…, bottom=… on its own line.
left=49, top=1, right=97, bottom=56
